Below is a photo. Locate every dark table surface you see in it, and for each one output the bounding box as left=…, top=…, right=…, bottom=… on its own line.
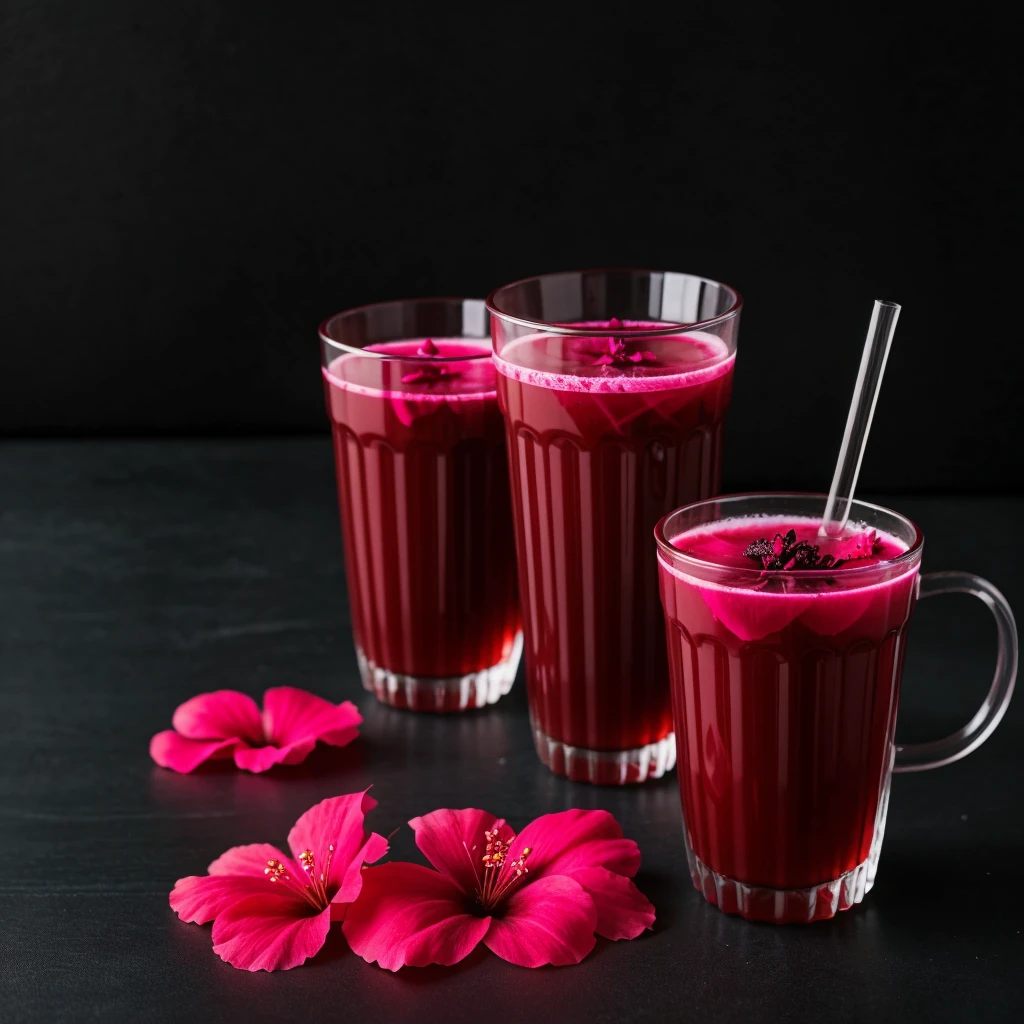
left=2, top=439, right=1021, bottom=1024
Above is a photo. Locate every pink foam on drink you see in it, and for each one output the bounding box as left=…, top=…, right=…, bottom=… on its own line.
left=323, top=338, right=496, bottom=402
left=494, top=328, right=734, bottom=394
left=660, top=515, right=916, bottom=641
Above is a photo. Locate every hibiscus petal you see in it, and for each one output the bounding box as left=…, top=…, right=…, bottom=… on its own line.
left=570, top=866, right=655, bottom=940
left=171, top=690, right=263, bottom=744
left=332, top=831, right=390, bottom=907
left=171, top=844, right=297, bottom=923
left=261, top=687, right=362, bottom=749
left=511, top=808, right=641, bottom=879
left=207, top=843, right=293, bottom=878
left=410, top=808, right=515, bottom=895
left=170, top=874, right=281, bottom=924
left=149, top=731, right=238, bottom=773
left=211, top=894, right=331, bottom=971
left=342, top=862, right=490, bottom=971
left=232, top=739, right=317, bottom=773
left=286, top=791, right=381, bottom=899
left=483, top=875, right=597, bottom=967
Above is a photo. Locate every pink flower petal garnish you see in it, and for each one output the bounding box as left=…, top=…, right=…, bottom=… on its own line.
left=169, top=791, right=387, bottom=971
left=482, top=874, right=597, bottom=967
left=211, top=893, right=331, bottom=972
left=511, top=808, right=640, bottom=879
left=263, top=686, right=362, bottom=750
left=507, top=808, right=651, bottom=941
left=209, top=843, right=295, bottom=878
left=149, top=731, right=238, bottom=773
left=171, top=689, right=263, bottom=743
left=232, top=741, right=317, bottom=773
left=567, top=866, right=656, bottom=941
left=170, top=844, right=295, bottom=925
left=410, top=808, right=515, bottom=895
left=343, top=862, right=491, bottom=971
left=589, top=335, right=659, bottom=369
left=288, top=791, right=388, bottom=906
left=150, top=686, right=362, bottom=773
left=343, top=806, right=653, bottom=970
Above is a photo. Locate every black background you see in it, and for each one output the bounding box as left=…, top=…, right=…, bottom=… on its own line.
left=3, top=2, right=1021, bottom=489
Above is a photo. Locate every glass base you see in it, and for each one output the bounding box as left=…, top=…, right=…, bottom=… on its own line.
left=531, top=721, right=676, bottom=785
left=356, top=632, right=523, bottom=712
left=683, top=831, right=878, bottom=924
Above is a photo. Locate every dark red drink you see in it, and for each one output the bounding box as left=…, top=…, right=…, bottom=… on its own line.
left=494, top=325, right=735, bottom=781
left=656, top=496, right=922, bottom=922
left=321, top=303, right=521, bottom=712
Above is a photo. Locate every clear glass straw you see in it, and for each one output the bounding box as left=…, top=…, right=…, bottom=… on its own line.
left=820, top=299, right=901, bottom=537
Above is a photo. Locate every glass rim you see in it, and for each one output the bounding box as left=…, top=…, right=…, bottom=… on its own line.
left=319, top=296, right=493, bottom=362
left=654, top=492, right=925, bottom=581
left=485, top=267, right=744, bottom=337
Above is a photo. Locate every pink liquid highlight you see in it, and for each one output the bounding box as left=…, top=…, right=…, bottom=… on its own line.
left=659, top=516, right=918, bottom=918
left=496, top=326, right=735, bottom=777
left=323, top=340, right=520, bottom=709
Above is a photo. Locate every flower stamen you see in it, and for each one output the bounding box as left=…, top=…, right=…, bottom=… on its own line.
left=474, top=822, right=532, bottom=910
left=264, top=844, right=335, bottom=911
left=461, top=840, right=480, bottom=879
left=487, top=847, right=531, bottom=906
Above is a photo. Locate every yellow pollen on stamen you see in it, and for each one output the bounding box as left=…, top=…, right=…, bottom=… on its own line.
left=265, top=859, right=288, bottom=882
left=264, top=844, right=336, bottom=911
left=477, top=830, right=532, bottom=909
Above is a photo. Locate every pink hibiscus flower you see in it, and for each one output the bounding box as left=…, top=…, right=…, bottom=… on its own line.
left=343, top=807, right=655, bottom=970
left=170, top=791, right=387, bottom=971
left=150, top=686, right=362, bottom=773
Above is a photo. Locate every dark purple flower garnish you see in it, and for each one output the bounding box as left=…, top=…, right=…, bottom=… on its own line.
left=743, top=529, right=882, bottom=571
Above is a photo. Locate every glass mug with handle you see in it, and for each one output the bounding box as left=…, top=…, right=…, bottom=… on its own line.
left=655, top=493, right=1017, bottom=923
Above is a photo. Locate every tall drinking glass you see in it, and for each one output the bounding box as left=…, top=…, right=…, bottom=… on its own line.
left=488, top=270, right=742, bottom=783
left=656, top=494, right=1017, bottom=922
left=320, top=298, right=521, bottom=712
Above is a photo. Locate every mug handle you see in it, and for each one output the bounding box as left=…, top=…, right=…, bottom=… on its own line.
left=894, top=571, right=1018, bottom=772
